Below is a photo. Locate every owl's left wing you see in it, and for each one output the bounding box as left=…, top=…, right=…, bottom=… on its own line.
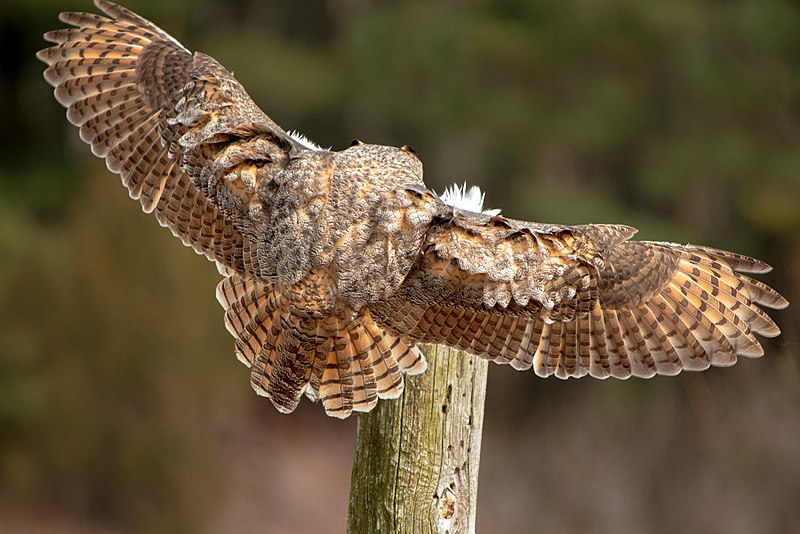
left=37, top=0, right=307, bottom=278
left=372, top=208, right=788, bottom=379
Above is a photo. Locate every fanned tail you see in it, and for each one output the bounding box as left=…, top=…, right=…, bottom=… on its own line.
left=216, top=275, right=426, bottom=418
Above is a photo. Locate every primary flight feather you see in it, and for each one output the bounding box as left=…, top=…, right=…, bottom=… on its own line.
left=38, top=1, right=788, bottom=418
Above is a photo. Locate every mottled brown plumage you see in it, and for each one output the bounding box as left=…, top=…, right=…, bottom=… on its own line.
left=39, top=1, right=788, bottom=418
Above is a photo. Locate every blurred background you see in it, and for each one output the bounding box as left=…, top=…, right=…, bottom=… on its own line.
left=2, top=0, right=799, bottom=532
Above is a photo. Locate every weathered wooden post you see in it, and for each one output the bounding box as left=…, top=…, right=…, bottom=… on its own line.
left=348, top=344, right=489, bottom=533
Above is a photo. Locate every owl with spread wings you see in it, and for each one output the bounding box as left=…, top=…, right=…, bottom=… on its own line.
left=38, top=1, right=788, bottom=418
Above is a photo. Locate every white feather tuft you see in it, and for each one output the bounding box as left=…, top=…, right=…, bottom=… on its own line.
left=440, top=182, right=501, bottom=216
left=288, top=130, right=324, bottom=151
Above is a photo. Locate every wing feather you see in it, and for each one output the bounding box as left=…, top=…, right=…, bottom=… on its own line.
left=37, top=0, right=300, bottom=279
left=372, top=208, right=787, bottom=381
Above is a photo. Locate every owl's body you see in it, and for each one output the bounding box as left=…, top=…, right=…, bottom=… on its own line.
left=228, top=145, right=441, bottom=413
left=39, top=1, right=788, bottom=418
left=265, top=145, right=434, bottom=309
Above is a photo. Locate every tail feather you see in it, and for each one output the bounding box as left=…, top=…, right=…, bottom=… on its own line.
left=318, top=333, right=355, bottom=417
left=347, top=324, right=379, bottom=412
left=361, top=323, right=404, bottom=399
left=396, top=344, right=426, bottom=375
left=216, top=275, right=425, bottom=417
left=306, top=337, right=334, bottom=403
left=217, top=275, right=274, bottom=366
left=255, top=322, right=317, bottom=415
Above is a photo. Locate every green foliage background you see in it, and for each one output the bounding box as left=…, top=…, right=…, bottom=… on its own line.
left=1, top=0, right=798, bottom=531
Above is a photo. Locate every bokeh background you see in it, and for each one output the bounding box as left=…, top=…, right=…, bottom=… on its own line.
left=2, top=0, right=799, bottom=532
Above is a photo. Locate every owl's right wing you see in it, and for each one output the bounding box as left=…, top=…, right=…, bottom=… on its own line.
left=372, top=207, right=788, bottom=379
left=37, top=0, right=305, bottom=277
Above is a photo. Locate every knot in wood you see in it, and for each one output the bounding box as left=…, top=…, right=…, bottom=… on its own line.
left=437, top=487, right=457, bottom=520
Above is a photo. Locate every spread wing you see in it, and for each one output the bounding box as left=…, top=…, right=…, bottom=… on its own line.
left=37, top=0, right=304, bottom=278
left=372, top=207, right=788, bottom=379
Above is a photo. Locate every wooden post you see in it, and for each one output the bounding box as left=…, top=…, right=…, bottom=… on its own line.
left=347, top=344, right=489, bottom=534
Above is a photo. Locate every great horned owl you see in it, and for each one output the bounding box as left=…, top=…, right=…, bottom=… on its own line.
left=38, top=1, right=788, bottom=418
